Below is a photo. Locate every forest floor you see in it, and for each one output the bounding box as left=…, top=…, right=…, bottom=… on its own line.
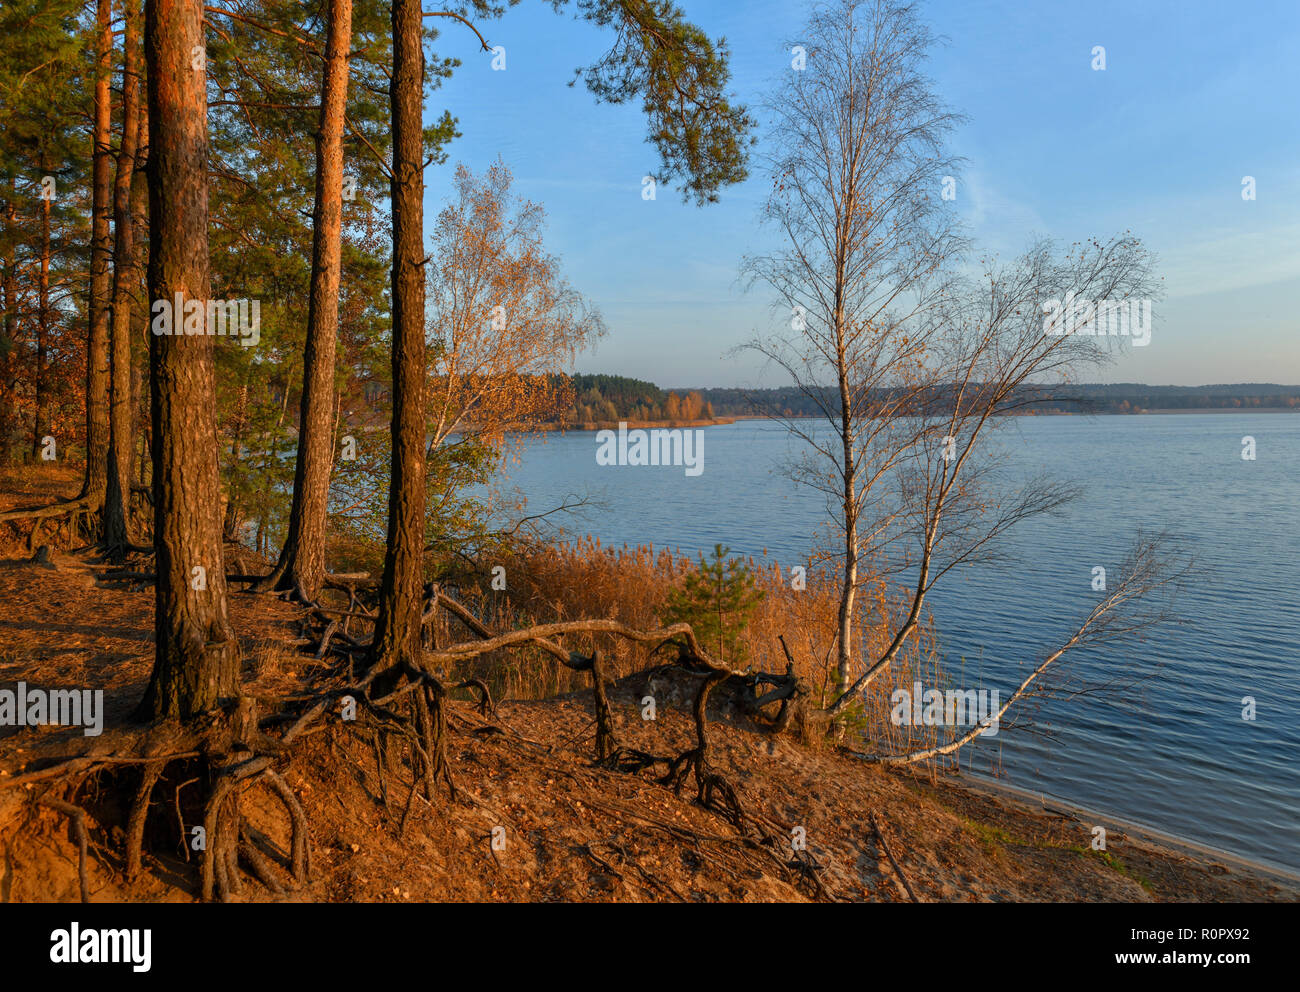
left=0, top=467, right=1295, bottom=903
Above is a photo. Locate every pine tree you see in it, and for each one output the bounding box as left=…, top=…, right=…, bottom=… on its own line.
left=0, top=0, right=90, bottom=463
left=137, top=0, right=238, bottom=719
left=664, top=544, right=764, bottom=667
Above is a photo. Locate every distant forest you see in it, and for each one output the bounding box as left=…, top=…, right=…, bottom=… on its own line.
left=548, top=374, right=716, bottom=426
left=550, top=376, right=1300, bottom=423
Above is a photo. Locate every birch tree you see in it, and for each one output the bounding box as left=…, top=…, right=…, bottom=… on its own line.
left=744, top=1, right=1175, bottom=751
left=743, top=0, right=965, bottom=700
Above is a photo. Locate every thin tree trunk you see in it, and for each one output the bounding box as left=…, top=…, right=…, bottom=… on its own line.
left=136, top=0, right=239, bottom=720
left=130, top=96, right=149, bottom=492
left=835, top=353, right=857, bottom=700
left=82, top=0, right=114, bottom=506
left=833, top=237, right=858, bottom=699
left=104, top=0, right=143, bottom=555
left=368, top=0, right=426, bottom=685
left=32, top=194, right=50, bottom=461
left=0, top=190, right=17, bottom=464
left=262, top=0, right=352, bottom=601
left=222, top=381, right=247, bottom=541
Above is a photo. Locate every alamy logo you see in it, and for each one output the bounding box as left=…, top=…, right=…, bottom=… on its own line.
left=890, top=681, right=1000, bottom=736
left=50, top=923, right=151, bottom=972
left=0, top=682, right=103, bottom=737
left=1042, top=292, right=1152, bottom=347
left=595, top=422, right=704, bottom=477
left=151, top=292, right=261, bottom=347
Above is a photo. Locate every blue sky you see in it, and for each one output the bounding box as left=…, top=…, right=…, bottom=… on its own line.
left=421, top=0, right=1300, bottom=388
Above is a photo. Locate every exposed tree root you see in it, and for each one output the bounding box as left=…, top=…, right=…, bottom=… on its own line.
left=411, top=674, right=455, bottom=803
left=2, top=701, right=304, bottom=903
left=2, top=577, right=829, bottom=900
left=588, top=651, right=656, bottom=772
left=38, top=798, right=91, bottom=902
left=0, top=493, right=135, bottom=555
left=659, top=669, right=750, bottom=830
left=262, top=769, right=311, bottom=883
left=125, top=763, right=162, bottom=879
left=453, top=677, right=495, bottom=716
left=238, top=826, right=287, bottom=896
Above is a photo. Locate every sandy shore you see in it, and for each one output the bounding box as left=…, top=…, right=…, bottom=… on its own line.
left=950, top=770, right=1299, bottom=886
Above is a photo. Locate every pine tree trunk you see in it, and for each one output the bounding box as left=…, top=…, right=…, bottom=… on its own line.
left=137, top=0, right=239, bottom=720
left=264, top=0, right=352, bottom=602
left=130, top=98, right=149, bottom=488
left=0, top=191, right=17, bottom=464
left=32, top=195, right=49, bottom=461
left=82, top=0, right=114, bottom=506
left=104, top=0, right=143, bottom=555
left=368, top=0, right=426, bottom=683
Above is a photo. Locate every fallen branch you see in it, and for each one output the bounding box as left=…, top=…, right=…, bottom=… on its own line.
left=870, top=811, right=920, bottom=902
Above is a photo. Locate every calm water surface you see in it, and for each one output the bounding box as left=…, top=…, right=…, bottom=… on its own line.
left=497, top=414, right=1300, bottom=871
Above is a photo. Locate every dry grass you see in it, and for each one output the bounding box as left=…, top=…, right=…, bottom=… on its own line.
left=431, top=536, right=947, bottom=760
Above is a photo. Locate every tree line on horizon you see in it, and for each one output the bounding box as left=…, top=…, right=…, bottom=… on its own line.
left=552, top=376, right=1300, bottom=421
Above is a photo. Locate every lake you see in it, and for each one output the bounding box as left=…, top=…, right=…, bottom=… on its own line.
left=497, top=413, right=1300, bottom=873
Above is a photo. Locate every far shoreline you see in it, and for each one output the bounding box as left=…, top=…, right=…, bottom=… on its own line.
left=532, top=417, right=737, bottom=432
left=527, top=407, right=1300, bottom=433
